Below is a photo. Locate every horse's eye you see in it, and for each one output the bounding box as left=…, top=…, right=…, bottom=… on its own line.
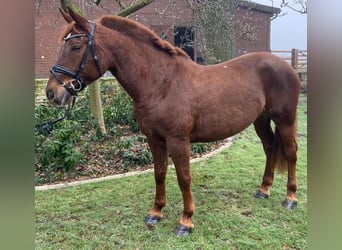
left=72, top=45, right=81, bottom=51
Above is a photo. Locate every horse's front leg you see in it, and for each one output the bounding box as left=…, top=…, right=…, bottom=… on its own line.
left=144, top=136, right=168, bottom=228
left=167, top=137, right=195, bottom=236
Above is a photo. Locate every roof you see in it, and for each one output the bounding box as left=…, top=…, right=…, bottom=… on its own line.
left=239, top=1, right=281, bottom=14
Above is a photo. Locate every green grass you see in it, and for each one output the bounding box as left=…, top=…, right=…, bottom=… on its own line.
left=35, top=94, right=307, bottom=249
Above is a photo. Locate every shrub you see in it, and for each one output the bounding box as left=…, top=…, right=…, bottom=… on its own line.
left=116, top=135, right=153, bottom=167
left=191, top=143, right=215, bottom=155
left=103, top=86, right=139, bottom=133
left=35, top=104, right=83, bottom=183
left=38, top=120, right=82, bottom=172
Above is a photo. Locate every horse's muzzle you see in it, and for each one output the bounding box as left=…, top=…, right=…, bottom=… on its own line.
left=45, top=85, right=71, bottom=107
left=46, top=89, right=55, bottom=102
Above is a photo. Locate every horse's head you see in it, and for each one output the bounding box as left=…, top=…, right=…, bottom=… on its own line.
left=46, top=7, right=103, bottom=106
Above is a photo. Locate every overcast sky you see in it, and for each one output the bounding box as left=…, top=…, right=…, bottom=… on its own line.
left=253, top=0, right=307, bottom=50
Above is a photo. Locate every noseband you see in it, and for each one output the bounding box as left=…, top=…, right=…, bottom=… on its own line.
left=50, top=21, right=102, bottom=96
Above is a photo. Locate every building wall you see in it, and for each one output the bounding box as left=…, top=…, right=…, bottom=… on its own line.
left=35, top=0, right=276, bottom=78
left=234, top=6, right=272, bottom=56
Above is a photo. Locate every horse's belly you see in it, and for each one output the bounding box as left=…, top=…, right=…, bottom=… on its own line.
left=190, top=106, right=261, bottom=143
left=190, top=121, right=248, bottom=143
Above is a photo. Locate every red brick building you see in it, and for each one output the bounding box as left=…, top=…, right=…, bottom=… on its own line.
left=35, top=0, right=280, bottom=78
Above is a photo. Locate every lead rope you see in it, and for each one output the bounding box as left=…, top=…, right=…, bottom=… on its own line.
left=35, top=96, right=77, bottom=133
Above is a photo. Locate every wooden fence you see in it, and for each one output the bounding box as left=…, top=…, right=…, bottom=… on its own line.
left=271, top=49, right=307, bottom=75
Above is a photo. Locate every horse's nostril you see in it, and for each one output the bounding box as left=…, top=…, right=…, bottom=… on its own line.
left=46, top=90, right=54, bottom=101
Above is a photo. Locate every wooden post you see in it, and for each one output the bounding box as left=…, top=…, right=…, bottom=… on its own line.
left=89, top=80, right=106, bottom=135
left=291, top=48, right=298, bottom=69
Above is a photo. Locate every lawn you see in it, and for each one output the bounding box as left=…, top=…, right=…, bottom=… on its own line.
left=35, top=94, right=307, bottom=249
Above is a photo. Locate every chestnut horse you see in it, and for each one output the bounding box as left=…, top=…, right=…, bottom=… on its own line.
left=46, top=8, right=300, bottom=236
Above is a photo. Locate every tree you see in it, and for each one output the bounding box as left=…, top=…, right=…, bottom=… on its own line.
left=201, top=0, right=240, bottom=63
left=60, top=0, right=155, bottom=135
left=180, top=0, right=257, bottom=63
left=280, top=0, right=307, bottom=14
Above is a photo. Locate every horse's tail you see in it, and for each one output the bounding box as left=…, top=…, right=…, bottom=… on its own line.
left=272, top=127, right=288, bottom=173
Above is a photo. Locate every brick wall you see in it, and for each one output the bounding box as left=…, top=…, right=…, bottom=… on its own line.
left=35, top=0, right=62, bottom=79
left=234, top=6, right=272, bottom=56
left=35, top=0, right=277, bottom=78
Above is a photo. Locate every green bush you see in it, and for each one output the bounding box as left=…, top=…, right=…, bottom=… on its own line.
left=116, top=135, right=152, bottom=167
left=35, top=104, right=84, bottom=183
left=34, top=87, right=142, bottom=183
left=38, top=120, right=82, bottom=172
left=191, top=143, right=213, bottom=154
left=103, top=86, right=139, bottom=133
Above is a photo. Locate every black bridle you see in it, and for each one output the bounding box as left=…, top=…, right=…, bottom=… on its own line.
left=50, top=20, right=102, bottom=96
left=36, top=20, right=102, bottom=133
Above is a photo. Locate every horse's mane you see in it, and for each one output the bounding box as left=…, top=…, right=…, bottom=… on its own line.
left=99, top=15, right=190, bottom=58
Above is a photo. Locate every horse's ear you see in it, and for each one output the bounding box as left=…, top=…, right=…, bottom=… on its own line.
left=59, top=8, right=73, bottom=23
left=66, top=6, right=90, bottom=32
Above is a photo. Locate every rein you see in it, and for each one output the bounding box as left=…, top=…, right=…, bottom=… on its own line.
left=37, top=20, right=101, bottom=133
left=35, top=96, right=76, bottom=133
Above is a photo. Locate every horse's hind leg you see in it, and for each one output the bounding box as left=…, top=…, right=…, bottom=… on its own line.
left=274, top=121, right=298, bottom=209
left=254, top=112, right=298, bottom=209
left=253, top=114, right=276, bottom=199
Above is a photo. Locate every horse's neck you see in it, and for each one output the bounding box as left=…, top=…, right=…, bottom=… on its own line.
left=103, top=31, right=181, bottom=103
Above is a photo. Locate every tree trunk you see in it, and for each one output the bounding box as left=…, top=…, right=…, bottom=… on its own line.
left=88, top=81, right=106, bottom=135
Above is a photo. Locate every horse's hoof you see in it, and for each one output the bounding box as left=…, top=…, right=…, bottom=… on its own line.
left=254, top=190, right=269, bottom=199
left=173, top=224, right=193, bottom=237
left=282, top=199, right=297, bottom=209
left=144, top=215, right=162, bottom=228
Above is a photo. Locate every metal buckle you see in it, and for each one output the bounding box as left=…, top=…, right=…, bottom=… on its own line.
left=69, top=79, right=83, bottom=91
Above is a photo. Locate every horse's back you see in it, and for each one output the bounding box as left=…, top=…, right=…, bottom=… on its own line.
left=211, top=52, right=300, bottom=113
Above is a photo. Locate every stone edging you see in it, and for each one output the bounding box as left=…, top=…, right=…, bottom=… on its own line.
left=35, top=137, right=234, bottom=191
